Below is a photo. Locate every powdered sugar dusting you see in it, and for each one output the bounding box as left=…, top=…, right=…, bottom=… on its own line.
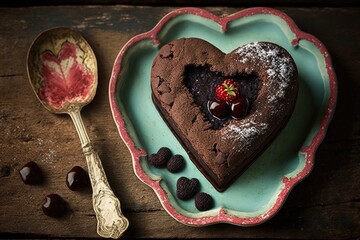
left=235, top=42, right=294, bottom=103
left=220, top=42, right=296, bottom=145
left=222, top=120, right=268, bottom=149
left=267, top=69, right=276, bottom=78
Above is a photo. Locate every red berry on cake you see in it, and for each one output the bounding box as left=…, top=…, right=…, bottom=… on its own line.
left=215, top=79, right=240, bottom=102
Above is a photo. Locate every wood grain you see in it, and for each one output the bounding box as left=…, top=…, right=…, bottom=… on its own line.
left=1, top=0, right=358, bottom=7
left=0, top=6, right=359, bottom=239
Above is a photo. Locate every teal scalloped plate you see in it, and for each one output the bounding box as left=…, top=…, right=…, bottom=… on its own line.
left=109, top=7, right=337, bottom=226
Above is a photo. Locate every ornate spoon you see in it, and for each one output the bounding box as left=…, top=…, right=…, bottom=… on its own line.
left=27, top=27, right=129, bottom=238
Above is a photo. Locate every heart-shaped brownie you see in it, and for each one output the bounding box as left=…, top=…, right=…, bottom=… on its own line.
left=151, top=38, right=298, bottom=192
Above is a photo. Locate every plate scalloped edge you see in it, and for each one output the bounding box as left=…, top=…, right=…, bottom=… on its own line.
left=109, top=7, right=337, bottom=226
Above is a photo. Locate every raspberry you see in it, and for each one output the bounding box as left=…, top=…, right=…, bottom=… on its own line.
left=176, top=177, right=200, bottom=200
left=157, top=147, right=172, bottom=165
left=166, top=154, right=185, bottom=173
left=148, top=153, right=165, bottom=168
left=215, top=79, right=240, bottom=102
left=148, top=147, right=172, bottom=168
left=195, top=192, right=214, bottom=211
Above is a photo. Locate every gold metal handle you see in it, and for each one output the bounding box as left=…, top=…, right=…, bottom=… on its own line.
left=69, top=108, right=129, bottom=238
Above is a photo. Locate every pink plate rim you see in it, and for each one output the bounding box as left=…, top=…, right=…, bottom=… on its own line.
left=108, top=7, right=337, bottom=226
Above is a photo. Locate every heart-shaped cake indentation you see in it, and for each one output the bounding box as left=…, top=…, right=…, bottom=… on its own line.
left=151, top=38, right=298, bottom=192
left=183, top=65, right=261, bottom=130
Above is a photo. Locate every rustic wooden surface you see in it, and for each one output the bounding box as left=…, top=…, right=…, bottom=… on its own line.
left=1, top=0, right=358, bottom=7
left=0, top=5, right=359, bottom=239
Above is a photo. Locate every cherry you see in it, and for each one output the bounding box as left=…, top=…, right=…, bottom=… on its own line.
left=19, top=161, right=43, bottom=185
left=66, top=166, right=89, bottom=191
left=208, top=99, right=230, bottom=120
left=230, top=97, right=249, bottom=119
left=42, top=194, right=67, bottom=218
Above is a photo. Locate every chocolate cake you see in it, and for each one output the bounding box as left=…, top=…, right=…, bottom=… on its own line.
left=151, top=38, right=298, bottom=192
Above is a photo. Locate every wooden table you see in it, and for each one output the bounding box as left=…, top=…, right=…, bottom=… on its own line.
left=0, top=4, right=359, bottom=239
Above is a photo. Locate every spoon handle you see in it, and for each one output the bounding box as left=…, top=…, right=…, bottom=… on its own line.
left=69, top=109, right=129, bottom=239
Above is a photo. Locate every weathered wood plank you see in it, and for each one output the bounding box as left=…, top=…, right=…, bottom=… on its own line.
left=0, top=6, right=359, bottom=239
left=1, top=0, right=358, bottom=7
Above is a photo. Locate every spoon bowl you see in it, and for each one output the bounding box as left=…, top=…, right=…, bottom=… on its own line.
left=27, top=27, right=129, bottom=239
left=27, top=27, right=97, bottom=114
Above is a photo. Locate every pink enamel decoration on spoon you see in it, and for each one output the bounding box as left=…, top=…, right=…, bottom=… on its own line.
left=38, top=41, right=95, bottom=110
